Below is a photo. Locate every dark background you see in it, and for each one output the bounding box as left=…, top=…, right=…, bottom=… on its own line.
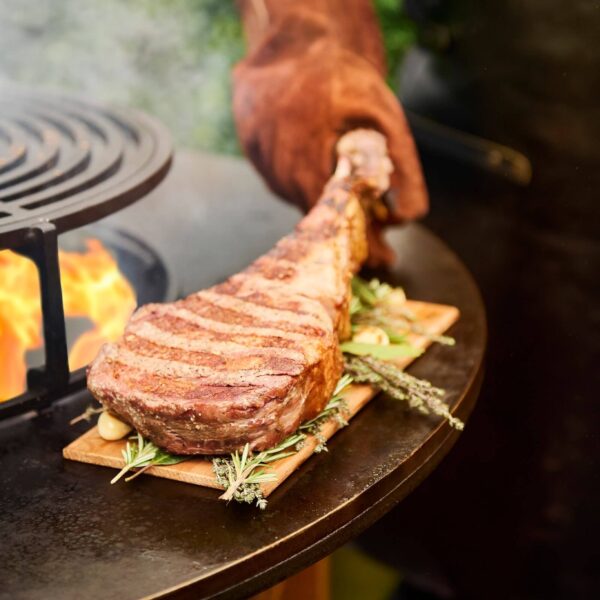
left=361, top=1, right=599, bottom=598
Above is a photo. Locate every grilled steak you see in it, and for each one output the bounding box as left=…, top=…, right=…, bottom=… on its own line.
left=87, top=130, right=391, bottom=454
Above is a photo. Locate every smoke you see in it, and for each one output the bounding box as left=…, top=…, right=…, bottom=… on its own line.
left=0, top=0, right=243, bottom=153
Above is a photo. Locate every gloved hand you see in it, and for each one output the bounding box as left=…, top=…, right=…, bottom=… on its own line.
left=233, top=0, right=428, bottom=266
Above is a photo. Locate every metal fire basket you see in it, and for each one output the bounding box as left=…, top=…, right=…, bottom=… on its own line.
left=0, top=87, right=173, bottom=419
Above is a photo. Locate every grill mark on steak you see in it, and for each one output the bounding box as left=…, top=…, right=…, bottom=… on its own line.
left=132, top=321, right=306, bottom=362
left=95, top=348, right=320, bottom=429
left=229, top=265, right=347, bottom=326
left=136, top=315, right=308, bottom=355
left=99, top=365, right=264, bottom=404
left=196, top=290, right=331, bottom=332
left=105, top=345, right=299, bottom=386
left=123, top=333, right=304, bottom=376
left=182, top=295, right=327, bottom=338
left=218, top=277, right=338, bottom=324
left=92, top=348, right=296, bottom=410
left=141, top=305, right=322, bottom=344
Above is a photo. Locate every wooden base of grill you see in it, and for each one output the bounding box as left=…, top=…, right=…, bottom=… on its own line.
left=63, top=300, right=459, bottom=497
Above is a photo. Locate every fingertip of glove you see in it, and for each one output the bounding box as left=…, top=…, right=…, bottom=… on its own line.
left=384, top=182, right=429, bottom=223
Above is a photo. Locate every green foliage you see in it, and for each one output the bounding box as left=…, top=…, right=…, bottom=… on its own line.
left=1, top=1, right=414, bottom=154
left=373, top=0, right=417, bottom=83
left=351, top=276, right=379, bottom=307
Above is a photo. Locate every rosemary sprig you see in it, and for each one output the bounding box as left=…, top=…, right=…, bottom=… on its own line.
left=299, top=373, right=353, bottom=451
left=212, top=375, right=353, bottom=508
left=213, top=434, right=304, bottom=509
left=344, top=355, right=464, bottom=430
left=110, top=433, right=188, bottom=484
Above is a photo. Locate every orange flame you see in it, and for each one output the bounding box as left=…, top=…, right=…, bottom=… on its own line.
left=0, top=239, right=136, bottom=401
left=0, top=252, right=41, bottom=400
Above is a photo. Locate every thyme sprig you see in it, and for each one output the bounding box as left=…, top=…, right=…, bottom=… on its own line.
left=212, top=375, right=353, bottom=508
left=344, top=355, right=464, bottom=430
left=110, top=433, right=188, bottom=484
left=69, top=405, right=104, bottom=426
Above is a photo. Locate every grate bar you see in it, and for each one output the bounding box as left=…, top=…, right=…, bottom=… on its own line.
left=15, top=222, right=70, bottom=395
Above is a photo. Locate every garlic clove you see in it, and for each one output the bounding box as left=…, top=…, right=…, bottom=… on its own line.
left=352, top=325, right=390, bottom=346
left=382, top=288, right=406, bottom=307
left=98, top=411, right=132, bottom=441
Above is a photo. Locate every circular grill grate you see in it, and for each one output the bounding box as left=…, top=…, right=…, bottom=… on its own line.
left=0, top=88, right=172, bottom=249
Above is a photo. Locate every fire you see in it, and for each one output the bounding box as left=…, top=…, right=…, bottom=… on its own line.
left=60, top=240, right=137, bottom=370
left=0, top=239, right=136, bottom=401
left=0, top=251, right=41, bottom=400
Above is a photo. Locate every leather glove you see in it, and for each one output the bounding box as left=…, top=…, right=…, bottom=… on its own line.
left=233, top=0, right=428, bottom=266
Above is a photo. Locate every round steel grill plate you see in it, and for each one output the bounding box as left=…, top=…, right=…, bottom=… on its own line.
left=0, top=87, right=172, bottom=249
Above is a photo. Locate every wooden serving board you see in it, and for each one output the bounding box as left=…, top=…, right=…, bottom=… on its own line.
left=63, top=300, right=459, bottom=497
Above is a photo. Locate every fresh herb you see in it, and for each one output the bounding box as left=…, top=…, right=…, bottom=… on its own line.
left=111, top=433, right=188, bottom=484
left=351, top=276, right=379, bottom=307
left=349, top=294, right=364, bottom=316
left=344, top=278, right=461, bottom=428
left=213, top=375, right=353, bottom=508
left=344, top=355, right=464, bottom=430
left=213, top=434, right=304, bottom=509
left=351, top=276, right=455, bottom=346
left=355, top=309, right=456, bottom=346
left=340, top=340, right=422, bottom=360
left=380, top=327, right=407, bottom=345
left=69, top=405, right=104, bottom=426
left=299, top=373, right=353, bottom=452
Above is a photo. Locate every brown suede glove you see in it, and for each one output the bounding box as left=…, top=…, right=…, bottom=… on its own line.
left=233, top=0, right=428, bottom=266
